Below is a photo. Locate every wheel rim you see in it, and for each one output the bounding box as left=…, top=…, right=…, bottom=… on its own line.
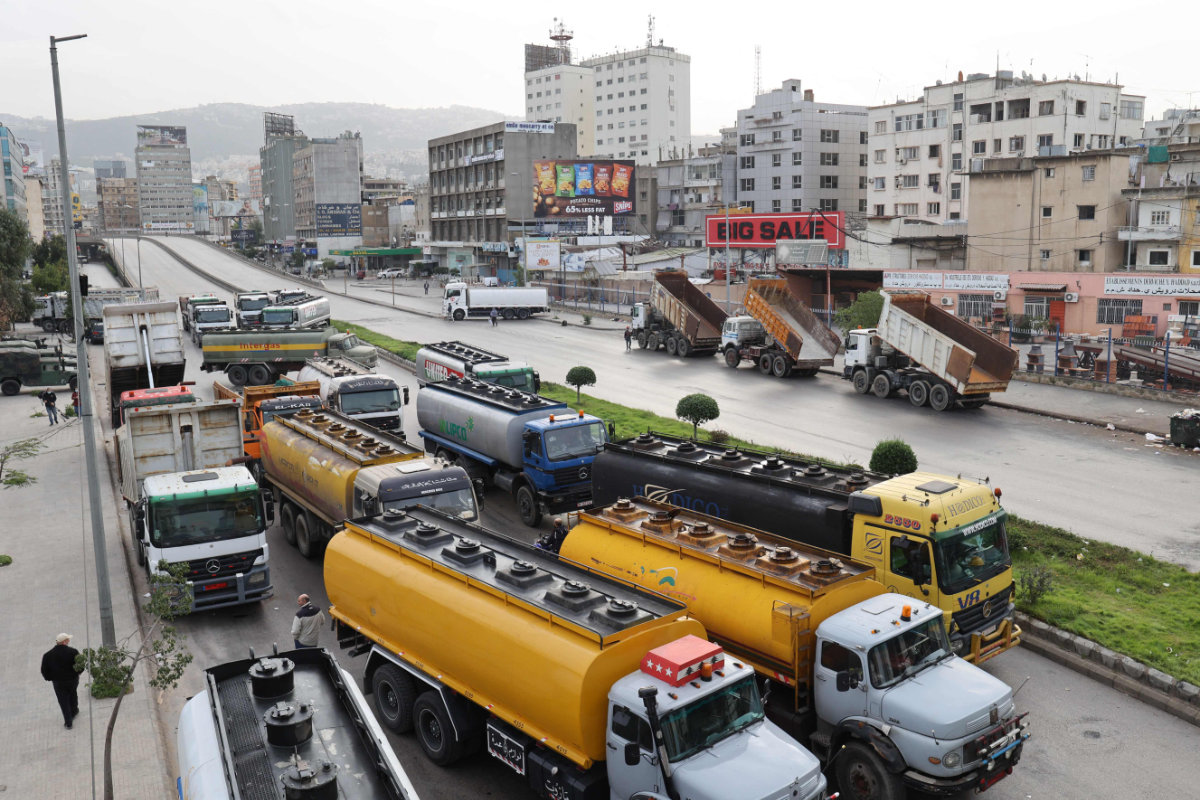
left=725, top=349, right=739, bottom=367
left=420, top=709, right=443, bottom=748
left=910, top=381, right=928, bottom=406
left=930, top=386, right=950, bottom=411
left=380, top=682, right=399, bottom=719
left=872, top=375, right=890, bottom=398
left=845, top=760, right=878, bottom=799
left=666, top=337, right=677, bottom=355
left=773, top=356, right=788, bottom=377
left=853, top=372, right=869, bottom=394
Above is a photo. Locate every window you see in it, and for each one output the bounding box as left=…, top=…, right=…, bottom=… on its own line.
left=1044, top=167, right=1055, bottom=178
left=792, top=128, right=803, bottom=141
left=957, top=294, right=993, bottom=320
left=792, top=198, right=805, bottom=212
left=820, top=641, right=863, bottom=680
left=872, top=177, right=886, bottom=190
left=740, top=178, right=755, bottom=192
left=898, top=146, right=919, bottom=160
left=1097, top=298, right=1142, bottom=324
left=772, top=200, right=782, bottom=212
left=993, top=139, right=1002, bottom=153
left=1074, top=133, right=1085, bottom=148
left=928, top=144, right=941, bottom=158
left=1040, top=249, right=1052, bottom=261
left=896, top=202, right=918, bottom=215
left=772, top=176, right=781, bottom=190
left=875, top=120, right=887, bottom=134
left=951, top=153, right=962, bottom=171
left=820, top=153, right=839, bottom=166
left=1099, top=102, right=1112, bottom=120
left=793, top=153, right=803, bottom=166
left=772, top=153, right=782, bottom=167
left=901, top=174, right=919, bottom=188
left=860, top=154, right=868, bottom=166
left=950, top=182, right=961, bottom=200
left=611, top=705, right=653, bottom=751
left=740, top=133, right=755, bottom=146
left=927, top=202, right=941, bottom=215
left=1081, top=165, right=1096, bottom=181
left=740, top=156, right=755, bottom=169
left=1120, top=99, right=1144, bottom=120
left=1038, top=100, right=1055, bottom=116
left=819, top=198, right=839, bottom=211
left=793, top=175, right=804, bottom=189
left=772, top=130, right=783, bottom=142
left=1077, top=205, right=1096, bottom=221
left=1148, top=250, right=1170, bottom=266
left=860, top=176, right=868, bottom=189
left=1180, top=298, right=1199, bottom=315
left=1075, top=100, right=1087, bottom=116
left=860, top=131, right=869, bottom=144
left=953, top=92, right=964, bottom=111
left=820, top=129, right=839, bottom=143
left=1042, top=206, right=1053, bottom=218
left=927, top=173, right=940, bottom=187
left=1078, top=249, right=1093, bottom=265
left=873, top=149, right=885, bottom=163
left=972, top=140, right=987, bottom=155
left=949, top=212, right=961, bottom=220
left=1037, top=134, right=1053, bottom=148
left=1150, top=210, right=1170, bottom=225
left=926, top=109, right=946, bottom=128
left=894, top=114, right=923, bottom=132
left=952, top=123, right=962, bottom=142
left=1025, top=295, right=1050, bottom=319
left=820, top=175, right=839, bottom=189
left=874, top=204, right=886, bottom=216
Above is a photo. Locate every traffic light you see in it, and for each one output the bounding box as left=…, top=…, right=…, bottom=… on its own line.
left=79, top=274, right=89, bottom=297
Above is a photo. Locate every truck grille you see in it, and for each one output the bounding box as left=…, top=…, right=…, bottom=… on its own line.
left=369, top=416, right=400, bottom=431
left=183, top=549, right=262, bottom=582
left=952, top=585, right=1013, bottom=635
left=549, top=465, right=591, bottom=485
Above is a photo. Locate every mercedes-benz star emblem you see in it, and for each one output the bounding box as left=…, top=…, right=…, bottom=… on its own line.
left=205, top=558, right=221, bottom=575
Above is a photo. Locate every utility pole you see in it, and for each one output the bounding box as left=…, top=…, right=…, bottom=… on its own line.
left=52, top=33, right=115, bottom=648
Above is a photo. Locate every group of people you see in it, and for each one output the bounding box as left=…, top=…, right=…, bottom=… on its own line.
left=36, top=389, right=79, bottom=425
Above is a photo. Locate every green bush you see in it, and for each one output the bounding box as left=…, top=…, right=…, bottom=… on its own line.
left=707, top=429, right=731, bottom=444
left=869, top=438, right=918, bottom=474
left=0, top=554, right=12, bottom=566
left=1018, top=565, right=1055, bottom=607
left=565, top=366, right=597, bottom=402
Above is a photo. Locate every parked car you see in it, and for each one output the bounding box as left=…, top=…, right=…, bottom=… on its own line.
left=85, top=319, right=105, bottom=344
left=378, top=268, right=404, bottom=279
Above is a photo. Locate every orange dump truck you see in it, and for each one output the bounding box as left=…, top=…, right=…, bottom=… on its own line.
left=212, top=378, right=322, bottom=463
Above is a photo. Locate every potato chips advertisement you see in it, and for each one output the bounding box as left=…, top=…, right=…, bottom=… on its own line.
left=533, top=159, right=636, bottom=218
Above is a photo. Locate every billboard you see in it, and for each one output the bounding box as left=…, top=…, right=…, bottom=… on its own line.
left=136, top=125, right=187, bottom=146
left=524, top=240, right=561, bottom=271
left=705, top=211, right=845, bottom=249
left=192, top=185, right=209, bottom=217
left=533, top=159, right=636, bottom=218
left=211, top=199, right=261, bottom=218
left=316, top=203, right=362, bottom=236
left=18, top=141, right=44, bottom=176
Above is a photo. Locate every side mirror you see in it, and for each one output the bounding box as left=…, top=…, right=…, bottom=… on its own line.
left=402, top=387, right=410, bottom=405
left=261, top=490, right=275, bottom=522
left=363, top=496, right=381, bottom=517
left=134, top=503, right=146, bottom=525
left=533, top=373, right=541, bottom=394
left=624, top=741, right=641, bottom=767
left=836, top=670, right=858, bottom=692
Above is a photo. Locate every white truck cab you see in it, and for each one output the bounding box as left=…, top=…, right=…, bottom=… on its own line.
left=720, top=315, right=766, bottom=351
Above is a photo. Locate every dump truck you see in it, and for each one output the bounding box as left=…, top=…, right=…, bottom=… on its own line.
left=213, top=378, right=323, bottom=467
left=115, top=399, right=273, bottom=610
left=416, top=378, right=607, bottom=526
left=233, top=290, right=274, bottom=327
left=631, top=270, right=727, bottom=357
left=177, top=647, right=420, bottom=800
left=117, top=385, right=198, bottom=425
left=843, top=291, right=1018, bottom=411
left=0, top=346, right=77, bottom=396
left=721, top=277, right=840, bottom=377
left=296, top=357, right=405, bottom=432
left=260, top=295, right=330, bottom=329
left=327, top=507, right=828, bottom=800
left=259, top=408, right=477, bottom=558
left=33, top=287, right=161, bottom=333
left=103, top=302, right=188, bottom=426
left=199, top=326, right=377, bottom=387
left=414, top=340, right=540, bottom=393
left=592, top=431, right=1019, bottom=664
left=562, top=498, right=1031, bottom=799
left=442, top=282, right=549, bottom=321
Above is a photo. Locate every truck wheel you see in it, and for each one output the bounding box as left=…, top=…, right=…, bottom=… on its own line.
left=452, top=309, right=465, bottom=321
left=516, top=485, right=542, bottom=527
left=637, top=332, right=648, bottom=349
left=647, top=332, right=659, bottom=351
left=295, top=514, right=317, bottom=559
left=42, top=320, right=57, bottom=333
left=227, top=365, right=248, bottom=387
left=852, top=370, right=870, bottom=394
left=908, top=380, right=929, bottom=407
left=929, top=384, right=953, bottom=412
left=247, top=364, right=272, bottom=386
left=871, top=374, right=892, bottom=398
left=1, top=379, right=20, bottom=396
left=665, top=336, right=678, bottom=356
left=772, top=355, right=791, bottom=378
left=517, top=308, right=530, bottom=320
left=57, top=320, right=71, bottom=333
left=835, top=741, right=903, bottom=800
left=676, top=338, right=691, bottom=358
left=280, top=503, right=297, bottom=546
left=758, top=353, right=773, bottom=375
left=724, top=348, right=740, bottom=368
left=502, top=308, right=515, bottom=320
left=413, top=691, right=466, bottom=766
left=371, top=664, right=416, bottom=734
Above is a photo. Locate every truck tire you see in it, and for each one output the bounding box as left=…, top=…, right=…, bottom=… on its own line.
left=871, top=374, right=892, bottom=398
left=57, top=320, right=71, bottom=333
left=502, top=308, right=515, bottom=320
left=647, top=332, right=660, bottom=351
left=676, top=337, right=692, bottom=358
left=453, top=309, right=466, bottom=321
left=852, top=370, right=870, bottom=394
left=516, top=485, right=542, bottom=527
left=665, top=336, right=678, bottom=356
left=68, top=375, right=78, bottom=391
left=724, top=348, right=740, bottom=368
left=371, top=664, right=416, bottom=734
left=835, top=741, right=903, bottom=800
left=637, top=332, right=648, bottom=349
left=517, top=308, right=530, bottom=320
left=295, top=513, right=318, bottom=559
left=42, top=320, right=56, bottom=333
left=227, top=365, right=248, bottom=387
left=758, top=353, right=773, bottom=375
left=772, top=355, right=791, bottom=378
left=413, top=691, right=466, bottom=766
left=929, top=384, right=952, bottom=412
left=908, top=380, right=929, bottom=407
left=280, top=502, right=297, bottom=546
left=798, top=367, right=820, bottom=378
left=247, top=364, right=272, bottom=386
left=2, top=378, right=20, bottom=396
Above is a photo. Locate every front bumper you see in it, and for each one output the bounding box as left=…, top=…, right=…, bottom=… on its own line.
left=189, top=566, right=272, bottom=611
left=904, top=716, right=1030, bottom=796
left=540, top=483, right=593, bottom=513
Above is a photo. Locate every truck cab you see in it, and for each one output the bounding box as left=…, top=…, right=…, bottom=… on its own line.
left=234, top=291, right=274, bottom=327
left=326, top=332, right=376, bottom=368
left=842, top=328, right=888, bottom=372
left=190, top=302, right=233, bottom=344
left=517, top=412, right=608, bottom=523
left=720, top=315, right=766, bottom=351
left=260, top=296, right=331, bottom=330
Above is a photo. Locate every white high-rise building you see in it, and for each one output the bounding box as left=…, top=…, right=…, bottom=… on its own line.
left=525, top=64, right=595, bottom=156
left=135, top=125, right=195, bottom=233
left=583, top=45, right=690, bottom=165
left=867, top=71, right=1144, bottom=224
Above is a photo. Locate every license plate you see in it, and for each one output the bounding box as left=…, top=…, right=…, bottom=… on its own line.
left=487, top=722, right=525, bottom=776
left=203, top=582, right=228, bottom=591
left=577, top=500, right=591, bottom=507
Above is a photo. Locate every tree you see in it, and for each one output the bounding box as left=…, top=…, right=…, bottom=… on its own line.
left=0, top=208, right=34, bottom=327
left=870, top=438, right=918, bottom=475
left=31, top=259, right=69, bottom=295
left=676, top=393, right=720, bottom=440
left=77, top=561, right=193, bottom=800
left=0, top=438, right=42, bottom=489
left=834, top=289, right=884, bottom=334
left=31, top=234, right=67, bottom=269
left=565, top=366, right=596, bottom=402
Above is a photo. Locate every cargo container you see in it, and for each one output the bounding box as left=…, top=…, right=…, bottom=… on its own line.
left=32, top=287, right=160, bottom=333
left=631, top=271, right=727, bottom=357
left=721, top=277, right=839, bottom=377
left=103, top=302, right=187, bottom=426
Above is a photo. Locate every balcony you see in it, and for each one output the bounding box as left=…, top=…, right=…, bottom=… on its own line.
left=1118, top=225, right=1182, bottom=242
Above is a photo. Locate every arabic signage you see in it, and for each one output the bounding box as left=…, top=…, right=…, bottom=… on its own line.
left=884, top=272, right=944, bottom=289
left=705, top=211, right=845, bottom=249
left=1104, top=276, right=1200, bottom=296
left=136, top=125, right=187, bottom=146
left=315, top=203, right=362, bottom=236
left=505, top=122, right=555, bottom=134
left=943, top=273, right=1009, bottom=291
left=534, top=159, right=636, bottom=217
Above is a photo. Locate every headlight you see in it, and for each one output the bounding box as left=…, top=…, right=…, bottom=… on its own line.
left=942, top=751, right=962, bottom=768
left=951, top=638, right=965, bottom=655
left=247, top=571, right=267, bottom=586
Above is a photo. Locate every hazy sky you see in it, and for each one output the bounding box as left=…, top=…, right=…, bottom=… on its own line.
left=4, top=0, right=1197, bottom=136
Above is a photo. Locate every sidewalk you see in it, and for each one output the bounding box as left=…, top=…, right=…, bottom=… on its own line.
left=0, top=389, right=173, bottom=798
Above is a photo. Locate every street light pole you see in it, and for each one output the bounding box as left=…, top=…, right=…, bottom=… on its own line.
left=52, top=32, right=115, bottom=649
left=724, top=204, right=731, bottom=313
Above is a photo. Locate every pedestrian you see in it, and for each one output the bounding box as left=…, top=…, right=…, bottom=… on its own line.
left=41, top=633, right=82, bottom=729
left=70, top=389, right=80, bottom=416
left=39, top=389, right=59, bottom=425
left=490, top=307, right=499, bottom=327
left=423, top=281, right=430, bottom=295
left=624, top=326, right=633, bottom=351
left=291, top=594, right=327, bottom=649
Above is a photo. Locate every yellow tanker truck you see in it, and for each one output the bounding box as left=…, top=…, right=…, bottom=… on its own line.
left=259, top=408, right=478, bottom=558
left=326, top=508, right=830, bottom=800
left=561, top=498, right=1030, bottom=799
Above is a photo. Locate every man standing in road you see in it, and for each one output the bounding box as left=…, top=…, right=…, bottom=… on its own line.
left=39, top=389, right=59, bottom=425
left=624, top=326, right=633, bottom=351
left=489, top=307, right=499, bottom=327
left=291, top=594, right=327, bottom=649
left=423, top=280, right=430, bottom=295
left=41, top=633, right=82, bottom=729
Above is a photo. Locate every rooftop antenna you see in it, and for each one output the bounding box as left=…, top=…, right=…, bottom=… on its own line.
left=646, top=14, right=655, bottom=48
left=755, top=45, right=762, bottom=96
left=549, top=18, right=573, bottom=65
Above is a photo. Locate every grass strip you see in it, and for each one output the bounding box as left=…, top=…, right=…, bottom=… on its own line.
left=334, top=320, right=421, bottom=362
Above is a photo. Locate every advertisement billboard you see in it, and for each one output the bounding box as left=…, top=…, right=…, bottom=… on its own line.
left=524, top=240, right=561, bottom=271
left=533, top=159, right=636, bottom=218
left=18, top=141, right=44, bottom=176
left=705, top=211, right=845, bottom=249
left=192, top=184, right=209, bottom=220
left=211, top=199, right=261, bottom=218
left=136, top=125, right=187, bottom=146
left=315, top=203, right=362, bottom=236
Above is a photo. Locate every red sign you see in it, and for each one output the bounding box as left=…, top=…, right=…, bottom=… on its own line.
left=705, top=211, right=844, bottom=249
left=641, top=635, right=725, bottom=687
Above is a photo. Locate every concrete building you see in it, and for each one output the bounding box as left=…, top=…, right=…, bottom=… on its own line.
left=1141, top=109, right=1200, bottom=146
left=428, top=121, right=577, bottom=277
left=135, top=125, right=195, bottom=233
left=93, top=160, right=127, bottom=180
left=655, top=145, right=736, bottom=247
left=1119, top=143, right=1200, bottom=274
left=362, top=176, right=409, bottom=202
left=525, top=64, right=595, bottom=157
left=42, top=159, right=69, bottom=238
left=293, top=131, right=363, bottom=258
left=202, top=175, right=238, bottom=239
left=247, top=164, right=262, bottom=200
left=584, top=44, right=690, bottom=164
left=97, top=177, right=139, bottom=233
left=1, top=124, right=28, bottom=224
left=25, top=176, right=45, bottom=240
left=261, top=134, right=307, bottom=244
left=868, top=72, right=1144, bottom=224
left=412, top=183, right=430, bottom=243
left=735, top=80, right=868, bottom=217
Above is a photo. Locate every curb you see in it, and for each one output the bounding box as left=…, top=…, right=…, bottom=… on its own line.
left=1015, top=612, right=1200, bottom=728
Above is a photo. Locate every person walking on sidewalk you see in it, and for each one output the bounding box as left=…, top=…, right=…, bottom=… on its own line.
left=423, top=281, right=430, bottom=295
left=39, top=390, right=59, bottom=425
left=291, top=594, right=327, bottom=649
left=41, top=633, right=82, bottom=729
left=489, top=307, right=499, bottom=327
left=624, top=326, right=633, bottom=351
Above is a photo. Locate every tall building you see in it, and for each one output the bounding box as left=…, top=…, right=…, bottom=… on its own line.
left=0, top=123, right=28, bottom=223
left=135, top=125, right=195, bottom=233
left=247, top=164, right=262, bottom=200
left=259, top=112, right=307, bottom=245
left=25, top=176, right=45, bottom=240
left=655, top=144, right=735, bottom=247
left=97, top=177, right=139, bottom=232
left=42, top=158, right=69, bottom=237
left=94, top=159, right=128, bottom=180
left=868, top=71, right=1144, bottom=224
left=735, top=80, right=868, bottom=217
left=293, top=131, right=363, bottom=257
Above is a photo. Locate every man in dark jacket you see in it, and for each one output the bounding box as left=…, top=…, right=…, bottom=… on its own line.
left=41, top=633, right=82, bottom=728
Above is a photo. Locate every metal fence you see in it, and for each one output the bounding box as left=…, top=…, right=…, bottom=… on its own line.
left=1004, top=326, right=1200, bottom=393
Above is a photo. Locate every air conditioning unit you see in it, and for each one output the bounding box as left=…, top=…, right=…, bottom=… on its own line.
left=993, top=290, right=1007, bottom=301
left=898, top=158, right=908, bottom=166
left=1064, top=292, right=1080, bottom=303
left=940, top=296, right=955, bottom=307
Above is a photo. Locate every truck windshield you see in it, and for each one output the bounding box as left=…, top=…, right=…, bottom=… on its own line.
left=486, top=371, right=536, bottom=393
left=261, top=309, right=295, bottom=325
left=240, top=297, right=270, bottom=311
left=383, top=487, right=478, bottom=521
left=340, top=388, right=401, bottom=414
left=337, top=335, right=362, bottom=350
left=659, top=675, right=764, bottom=762
left=196, top=308, right=231, bottom=323
left=932, top=512, right=1012, bottom=596
left=149, top=490, right=263, bottom=548
left=544, top=422, right=607, bottom=461
left=867, top=615, right=952, bottom=689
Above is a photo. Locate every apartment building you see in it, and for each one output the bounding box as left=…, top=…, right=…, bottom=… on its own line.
left=94, top=159, right=127, bottom=180
left=135, top=125, right=195, bottom=233
left=735, top=80, right=868, bottom=217
left=97, top=177, right=139, bottom=232
left=868, top=72, right=1144, bottom=223
left=584, top=45, right=690, bottom=165
left=655, top=145, right=736, bottom=247
left=260, top=112, right=307, bottom=245
left=247, top=164, right=262, bottom=200
left=525, top=64, right=595, bottom=157
left=1141, top=109, right=1200, bottom=146
left=25, top=176, right=45, bottom=240
left=0, top=124, right=27, bottom=224
left=1119, top=143, right=1200, bottom=274
left=293, top=131, right=364, bottom=258
left=42, top=158, right=69, bottom=238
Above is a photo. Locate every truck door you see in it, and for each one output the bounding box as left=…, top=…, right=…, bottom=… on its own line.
left=606, top=704, right=661, bottom=799
left=883, top=530, right=937, bottom=606
left=813, top=639, right=867, bottom=726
